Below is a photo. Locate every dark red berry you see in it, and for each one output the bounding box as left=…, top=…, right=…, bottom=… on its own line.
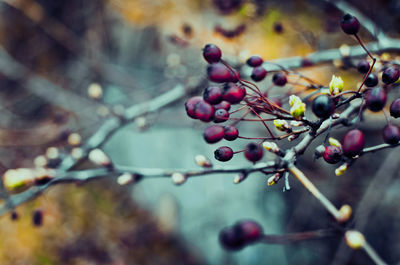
left=214, top=109, right=230, bottom=123
left=10, top=211, right=18, bottom=221
left=246, top=55, right=263, bottom=67
left=219, top=226, right=244, bottom=250
left=323, top=146, right=343, bottom=164
left=214, top=100, right=231, bottom=111
left=301, top=58, right=313, bottom=67
left=204, top=125, right=225, bottom=143
left=32, top=209, right=43, bottom=227
left=273, top=22, right=283, bottom=34
left=224, top=125, right=239, bottom=141
left=383, top=124, right=400, bottom=144
left=365, top=87, right=387, bottom=112
left=223, top=83, right=246, bottom=104
left=203, top=86, right=223, bottom=104
left=207, top=63, right=238, bottom=83
left=357, top=60, right=370, bottom=74
left=185, top=96, right=202, bottom=119
left=272, top=72, right=287, bottom=86
left=312, top=95, right=335, bottom=119
left=340, top=14, right=360, bottom=35
left=251, top=66, right=267, bottom=82
left=382, top=66, right=400, bottom=84
left=203, top=44, right=222, bottom=63
left=234, top=220, right=263, bottom=243
left=194, top=100, right=215, bottom=122
left=390, top=98, right=400, bottom=118
left=365, top=73, right=379, bottom=87
left=244, top=143, right=263, bottom=162
left=342, top=129, right=365, bottom=157
left=214, top=146, right=234, bottom=161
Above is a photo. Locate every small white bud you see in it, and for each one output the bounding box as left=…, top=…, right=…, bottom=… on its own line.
left=195, top=155, right=212, bottom=168
left=88, top=83, right=103, bottom=99
left=171, top=172, right=186, bottom=185
left=88, top=149, right=111, bottom=166
left=345, top=230, right=365, bottom=249
left=117, top=173, right=134, bottom=185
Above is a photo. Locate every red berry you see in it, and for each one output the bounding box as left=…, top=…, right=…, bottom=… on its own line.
left=365, top=73, right=378, bottom=87
left=244, top=143, right=263, bottom=162
left=340, top=14, right=360, bottom=35
left=207, top=63, right=238, bottom=83
left=390, top=98, right=400, bottom=118
left=194, top=100, right=215, bottom=122
left=312, top=95, right=335, bottom=119
left=224, top=125, right=239, bottom=141
left=203, top=86, right=223, bottom=104
left=214, top=146, right=234, bottom=161
left=214, top=109, right=230, bottom=123
left=357, top=60, right=370, bottom=74
left=223, top=83, right=246, bottom=104
left=342, top=129, right=365, bottom=157
left=203, top=44, right=222, bottom=63
left=323, top=146, right=343, bottom=164
left=365, top=87, right=387, bottom=112
left=234, top=220, right=263, bottom=243
left=272, top=72, right=287, bottom=86
left=382, top=66, right=400, bottom=84
left=251, top=66, right=267, bottom=82
left=185, top=96, right=202, bottom=119
left=219, top=226, right=244, bottom=250
left=246, top=55, right=263, bottom=67
left=383, top=124, right=400, bottom=144
left=204, top=125, right=225, bottom=143
left=214, top=100, right=231, bottom=111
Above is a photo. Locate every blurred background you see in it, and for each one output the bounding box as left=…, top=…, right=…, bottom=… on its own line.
left=0, top=0, right=399, bottom=264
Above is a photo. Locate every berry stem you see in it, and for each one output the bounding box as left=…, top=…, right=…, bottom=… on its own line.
left=260, top=229, right=336, bottom=244
left=353, top=34, right=377, bottom=93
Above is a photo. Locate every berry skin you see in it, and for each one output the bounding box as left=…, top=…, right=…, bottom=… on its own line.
left=365, top=73, right=379, bottom=87
left=203, top=86, right=223, bottom=104
left=357, top=60, right=370, bottom=74
left=214, top=101, right=231, bottom=111
left=365, top=87, right=387, bottom=112
left=207, top=63, right=238, bottom=83
left=311, top=95, right=335, bottom=119
left=390, top=98, right=400, bottom=118
left=194, top=100, right=215, bottom=122
left=203, top=44, right=222, bottom=63
left=214, top=109, right=230, bottom=123
left=251, top=66, right=267, bottom=82
left=222, top=83, right=246, bottom=104
left=219, top=226, right=244, bottom=250
left=204, top=125, right=225, bottom=143
left=244, top=143, right=263, bottom=162
left=224, top=125, right=239, bottom=141
left=382, top=66, right=400, bottom=84
left=185, top=96, right=202, bottom=119
left=342, top=129, right=365, bottom=157
left=272, top=72, right=287, bottom=86
left=340, top=14, right=360, bottom=35
left=246, top=55, right=263, bottom=67
left=214, top=146, right=234, bottom=161
left=383, top=124, right=400, bottom=144
left=323, top=146, right=343, bottom=164
left=234, top=220, right=263, bottom=243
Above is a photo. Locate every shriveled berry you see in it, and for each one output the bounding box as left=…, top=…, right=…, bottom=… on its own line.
left=272, top=72, right=287, bottom=86
left=214, top=146, right=234, bottom=161
left=204, top=125, right=225, bottom=143
left=323, top=146, right=343, bottom=164
left=357, top=60, right=370, bottom=74
left=223, top=83, right=246, bottom=104
left=365, top=73, right=378, bottom=87
left=234, top=220, right=263, bottom=243
left=312, top=95, right=335, bottom=119
left=203, top=44, right=222, bottom=63
left=365, top=87, right=386, bottom=112
left=203, top=86, right=223, bottom=104
left=185, top=96, right=202, bottom=119
left=244, top=143, right=263, bottom=162
left=207, top=63, right=238, bottom=83
left=342, top=129, right=365, bottom=157
left=214, top=109, right=230, bottom=123
left=340, top=14, right=360, bottom=35
left=224, top=125, right=239, bottom=141
left=251, top=66, right=267, bottom=82
left=390, top=98, right=400, bottom=118
left=382, top=66, right=400, bottom=84
left=194, top=100, right=215, bottom=122
left=383, top=124, right=400, bottom=144
left=219, top=226, right=244, bottom=250
left=246, top=55, right=263, bottom=67
left=32, top=209, right=43, bottom=227
left=214, top=100, right=231, bottom=111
